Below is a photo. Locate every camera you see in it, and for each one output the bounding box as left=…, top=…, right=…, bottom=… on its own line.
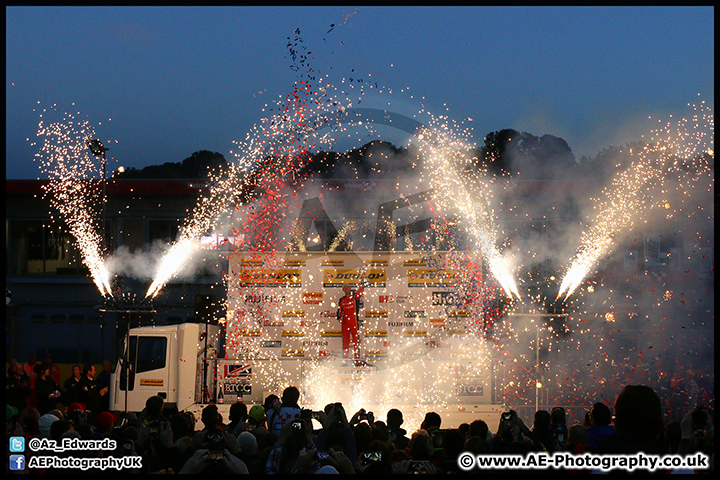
left=205, top=428, right=226, bottom=461
left=409, top=461, right=431, bottom=473
left=361, top=451, right=383, bottom=464
left=502, top=410, right=516, bottom=421
left=149, top=419, right=160, bottom=436
left=314, top=450, right=330, bottom=462
left=291, top=419, right=303, bottom=430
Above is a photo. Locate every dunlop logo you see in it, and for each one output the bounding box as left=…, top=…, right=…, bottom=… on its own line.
left=323, top=269, right=386, bottom=287
left=282, top=310, right=306, bottom=317
left=281, top=349, right=305, bottom=357
left=365, top=330, right=388, bottom=337
left=366, top=349, right=388, bottom=357
left=284, top=259, right=307, bottom=266
left=282, top=330, right=305, bottom=337
left=403, top=330, right=428, bottom=337
left=139, top=379, right=164, bottom=386
left=365, top=259, right=388, bottom=266
left=403, top=259, right=426, bottom=266
left=321, top=259, right=345, bottom=266
left=448, top=310, right=470, bottom=317
left=321, top=330, right=343, bottom=337
left=365, top=310, right=388, bottom=318
left=238, top=330, right=262, bottom=336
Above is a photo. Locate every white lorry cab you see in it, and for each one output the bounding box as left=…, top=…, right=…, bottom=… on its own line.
left=109, top=322, right=222, bottom=415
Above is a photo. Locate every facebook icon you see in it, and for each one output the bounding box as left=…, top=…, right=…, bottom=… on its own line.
left=9, top=454, right=25, bottom=471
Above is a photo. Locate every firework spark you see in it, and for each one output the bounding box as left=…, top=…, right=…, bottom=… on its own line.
left=33, top=106, right=113, bottom=298
left=557, top=100, right=713, bottom=300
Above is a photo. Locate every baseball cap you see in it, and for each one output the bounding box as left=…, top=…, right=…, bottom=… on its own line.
left=96, top=411, right=118, bottom=428
left=66, top=403, right=87, bottom=415
left=248, top=405, right=265, bottom=423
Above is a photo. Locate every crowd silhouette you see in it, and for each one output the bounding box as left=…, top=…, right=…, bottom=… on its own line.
left=5, top=368, right=715, bottom=474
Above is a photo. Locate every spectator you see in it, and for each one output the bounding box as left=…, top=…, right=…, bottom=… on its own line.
left=96, top=411, right=118, bottom=437
left=247, top=404, right=278, bottom=453
left=23, top=353, right=39, bottom=407
left=79, top=364, right=107, bottom=422
left=532, top=410, right=559, bottom=452
left=7, top=362, right=31, bottom=411
left=491, top=410, right=537, bottom=454
left=438, top=428, right=466, bottom=473
left=35, top=363, right=63, bottom=415
left=267, top=386, right=302, bottom=436
left=227, top=400, right=248, bottom=435
left=468, top=419, right=491, bottom=447
left=62, top=365, right=83, bottom=406
left=38, top=412, right=60, bottom=438
left=586, top=401, right=615, bottom=451
left=550, top=406, right=569, bottom=448
left=264, top=418, right=315, bottom=474
left=567, top=424, right=590, bottom=454
left=95, top=360, right=114, bottom=413
left=421, top=411, right=442, bottom=434
left=44, top=354, right=62, bottom=385
left=597, top=385, right=667, bottom=454
left=386, top=407, right=410, bottom=451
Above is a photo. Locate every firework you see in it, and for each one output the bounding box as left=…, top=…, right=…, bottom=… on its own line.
left=33, top=106, right=113, bottom=298
left=557, top=100, right=713, bottom=301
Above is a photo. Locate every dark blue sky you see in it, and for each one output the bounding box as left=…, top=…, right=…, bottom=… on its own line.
left=6, top=6, right=714, bottom=179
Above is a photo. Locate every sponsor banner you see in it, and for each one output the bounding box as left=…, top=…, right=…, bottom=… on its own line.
left=366, top=349, right=388, bottom=357
left=365, top=330, right=388, bottom=337
left=431, top=291, right=459, bottom=306
left=365, top=310, right=388, bottom=318
left=282, top=349, right=305, bottom=357
left=365, top=258, right=388, bottom=266
left=426, top=340, right=451, bottom=348
left=321, top=310, right=338, bottom=319
left=262, top=340, right=282, bottom=348
left=302, top=340, right=329, bottom=347
left=302, top=292, right=323, bottom=304
left=403, top=330, right=427, bottom=337
left=282, top=310, right=306, bottom=317
left=282, top=330, right=305, bottom=337
left=323, top=269, right=386, bottom=287
left=404, top=310, right=426, bottom=318
left=284, top=259, right=307, bottom=267
left=448, top=310, right=470, bottom=317
left=236, top=269, right=302, bottom=287
left=388, top=321, right=414, bottom=328
left=429, top=318, right=446, bottom=327
left=262, top=320, right=284, bottom=327
left=403, top=258, right=427, bottom=266
left=237, top=330, right=262, bottom=336
left=396, top=295, right=413, bottom=304
left=321, top=259, right=344, bottom=266
left=378, top=295, right=394, bottom=303
left=455, top=380, right=485, bottom=396
left=448, top=329, right=470, bottom=335
left=321, top=330, right=342, bottom=337
left=408, top=269, right=458, bottom=287
left=139, top=379, right=164, bottom=386
left=243, top=293, right=287, bottom=304
left=224, top=382, right=252, bottom=395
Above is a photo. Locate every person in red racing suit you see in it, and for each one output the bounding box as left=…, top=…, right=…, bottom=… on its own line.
left=338, top=284, right=364, bottom=359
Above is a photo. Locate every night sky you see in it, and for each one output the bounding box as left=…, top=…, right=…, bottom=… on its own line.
left=5, top=6, right=714, bottom=179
